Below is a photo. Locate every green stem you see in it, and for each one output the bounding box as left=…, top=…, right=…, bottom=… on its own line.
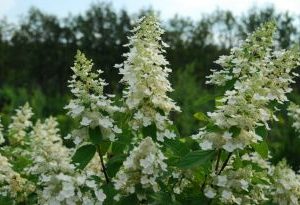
left=96, top=145, right=110, bottom=184
left=218, top=152, right=232, bottom=175
left=215, top=149, right=222, bottom=173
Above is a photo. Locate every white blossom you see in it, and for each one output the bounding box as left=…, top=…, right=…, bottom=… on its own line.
left=271, top=160, right=300, bottom=205
left=26, top=117, right=106, bottom=205
left=195, top=22, right=300, bottom=152
left=118, top=15, right=180, bottom=141
left=8, top=103, right=33, bottom=145
left=113, top=137, right=167, bottom=198
left=65, top=51, right=121, bottom=143
left=0, top=153, right=35, bottom=202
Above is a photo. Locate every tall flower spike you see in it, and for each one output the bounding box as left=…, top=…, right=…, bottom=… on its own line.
left=28, top=117, right=106, bottom=205
left=65, top=51, right=121, bottom=143
left=117, top=15, right=180, bottom=142
left=8, top=102, right=33, bottom=146
left=192, top=22, right=300, bottom=152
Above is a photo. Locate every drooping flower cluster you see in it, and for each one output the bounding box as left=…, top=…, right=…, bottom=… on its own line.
left=0, top=153, right=35, bottom=202
left=8, top=102, right=33, bottom=146
left=27, top=116, right=106, bottom=205
left=271, top=160, right=300, bottom=205
left=65, top=51, right=121, bottom=144
left=288, top=103, right=300, bottom=135
left=113, top=137, right=167, bottom=198
left=117, top=15, right=180, bottom=142
left=193, top=22, right=300, bottom=152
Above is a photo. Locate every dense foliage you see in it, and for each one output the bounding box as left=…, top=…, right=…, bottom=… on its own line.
left=1, top=12, right=300, bottom=204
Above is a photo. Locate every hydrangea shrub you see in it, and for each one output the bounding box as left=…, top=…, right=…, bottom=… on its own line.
left=0, top=14, right=300, bottom=205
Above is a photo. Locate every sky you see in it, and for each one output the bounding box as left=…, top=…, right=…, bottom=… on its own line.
left=1, top=0, right=300, bottom=22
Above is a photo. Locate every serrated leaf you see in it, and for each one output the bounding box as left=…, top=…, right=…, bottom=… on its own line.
left=252, top=141, right=268, bottom=159
left=176, top=150, right=216, bottom=169
left=72, top=144, right=96, bottom=170
left=193, top=112, right=210, bottom=122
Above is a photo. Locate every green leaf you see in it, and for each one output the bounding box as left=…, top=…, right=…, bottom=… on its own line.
left=100, top=141, right=111, bottom=155
left=229, top=126, right=241, bottom=138
left=193, top=112, right=209, bottom=122
left=206, top=123, right=223, bottom=133
left=215, top=96, right=224, bottom=107
left=252, top=141, right=268, bottom=159
left=103, top=183, right=117, bottom=205
left=232, top=154, right=243, bottom=169
left=142, top=123, right=157, bottom=139
left=89, top=127, right=103, bottom=144
left=164, top=138, right=189, bottom=157
left=0, top=195, right=14, bottom=205
left=255, top=126, right=268, bottom=139
left=176, top=150, right=216, bottom=169
left=116, top=194, right=139, bottom=205
left=72, top=144, right=96, bottom=170
left=224, top=79, right=235, bottom=90
left=106, top=155, right=126, bottom=177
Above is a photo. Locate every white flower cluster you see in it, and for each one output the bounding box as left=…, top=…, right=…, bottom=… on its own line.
left=0, top=117, right=4, bottom=145
left=113, top=137, right=167, bottom=197
left=28, top=117, right=73, bottom=175
left=27, top=117, right=106, bottom=205
left=65, top=51, right=121, bottom=143
left=288, top=103, right=300, bottom=135
left=204, top=165, right=270, bottom=204
left=204, top=152, right=272, bottom=205
left=0, top=153, right=35, bottom=202
left=193, top=22, right=300, bottom=152
left=117, top=15, right=180, bottom=142
left=8, top=103, right=33, bottom=145
left=271, top=160, right=300, bottom=205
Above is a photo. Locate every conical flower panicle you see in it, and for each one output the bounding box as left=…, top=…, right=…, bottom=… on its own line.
left=118, top=15, right=180, bottom=141
left=193, top=22, right=300, bottom=152
left=65, top=51, right=121, bottom=143
left=207, top=22, right=276, bottom=86
left=27, top=117, right=106, bottom=204
left=8, top=103, right=33, bottom=146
